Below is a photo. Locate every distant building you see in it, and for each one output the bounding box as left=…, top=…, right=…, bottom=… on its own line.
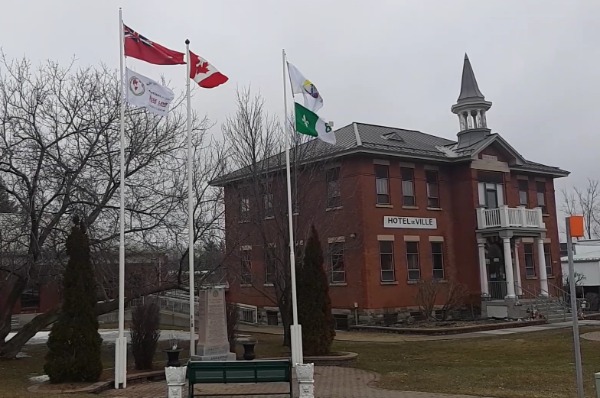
left=217, top=55, right=570, bottom=323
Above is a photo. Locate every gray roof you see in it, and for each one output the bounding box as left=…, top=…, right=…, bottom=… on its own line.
left=211, top=122, right=569, bottom=186
left=457, top=54, right=486, bottom=101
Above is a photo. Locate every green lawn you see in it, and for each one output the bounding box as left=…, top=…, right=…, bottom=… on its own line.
left=3, top=327, right=600, bottom=398
left=333, top=328, right=600, bottom=398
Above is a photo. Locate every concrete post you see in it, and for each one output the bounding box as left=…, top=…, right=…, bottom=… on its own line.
left=503, top=237, right=516, bottom=299
left=165, top=366, right=187, bottom=398
left=537, top=238, right=549, bottom=297
left=513, top=241, right=523, bottom=296
left=478, top=239, right=489, bottom=297
left=296, top=363, right=315, bottom=398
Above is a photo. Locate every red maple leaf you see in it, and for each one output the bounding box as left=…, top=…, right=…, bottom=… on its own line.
left=195, top=61, right=210, bottom=74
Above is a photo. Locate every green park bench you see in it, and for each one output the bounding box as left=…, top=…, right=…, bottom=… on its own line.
left=186, top=359, right=293, bottom=397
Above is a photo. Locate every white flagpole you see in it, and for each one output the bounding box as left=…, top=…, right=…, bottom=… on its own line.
left=185, top=39, right=196, bottom=357
left=282, top=49, right=303, bottom=366
left=115, top=7, right=127, bottom=389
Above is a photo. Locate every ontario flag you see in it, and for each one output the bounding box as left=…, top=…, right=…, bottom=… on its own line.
left=189, top=51, right=228, bottom=89
left=124, top=24, right=185, bottom=65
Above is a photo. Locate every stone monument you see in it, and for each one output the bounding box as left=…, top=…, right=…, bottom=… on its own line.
left=192, top=288, right=236, bottom=361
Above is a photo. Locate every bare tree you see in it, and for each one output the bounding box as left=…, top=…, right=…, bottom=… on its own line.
left=220, top=88, right=355, bottom=346
left=561, top=179, right=600, bottom=239
left=0, top=55, right=225, bottom=358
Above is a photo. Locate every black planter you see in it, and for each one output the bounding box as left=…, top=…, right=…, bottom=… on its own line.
left=165, top=348, right=183, bottom=367
left=242, top=342, right=256, bottom=360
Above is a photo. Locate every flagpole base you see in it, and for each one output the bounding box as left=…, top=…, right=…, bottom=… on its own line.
left=290, top=324, right=303, bottom=366
left=114, top=336, right=127, bottom=389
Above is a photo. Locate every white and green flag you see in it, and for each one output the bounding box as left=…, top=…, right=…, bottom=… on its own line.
left=294, top=102, right=336, bottom=145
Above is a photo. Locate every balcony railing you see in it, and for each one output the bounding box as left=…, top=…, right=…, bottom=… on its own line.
left=476, top=205, right=545, bottom=230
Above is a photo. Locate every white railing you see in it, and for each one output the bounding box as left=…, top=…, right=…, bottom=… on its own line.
left=476, top=206, right=545, bottom=229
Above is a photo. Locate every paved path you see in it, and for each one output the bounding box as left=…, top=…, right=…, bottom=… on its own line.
left=240, top=319, right=600, bottom=342
left=100, top=366, right=493, bottom=398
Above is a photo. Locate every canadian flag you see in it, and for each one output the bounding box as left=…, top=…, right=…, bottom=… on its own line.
left=189, top=51, right=228, bottom=89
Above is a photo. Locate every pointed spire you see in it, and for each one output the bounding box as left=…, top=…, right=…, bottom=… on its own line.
left=457, top=53, right=485, bottom=101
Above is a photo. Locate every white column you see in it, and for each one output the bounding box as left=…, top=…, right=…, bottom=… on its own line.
left=502, top=237, right=516, bottom=299
left=513, top=242, right=522, bottom=296
left=478, top=239, right=489, bottom=297
left=537, top=238, right=549, bottom=297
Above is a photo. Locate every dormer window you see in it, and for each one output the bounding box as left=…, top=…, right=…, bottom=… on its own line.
left=381, top=132, right=405, bottom=142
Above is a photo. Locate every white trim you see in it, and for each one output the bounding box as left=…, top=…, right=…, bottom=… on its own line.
left=429, top=236, right=444, bottom=242
left=471, top=158, right=510, bottom=172
left=404, top=235, right=420, bottom=242
left=377, top=235, right=395, bottom=241
left=521, top=237, right=534, bottom=243
left=544, top=238, right=551, bottom=244
left=327, top=236, right=346, bottom=244
left=424, top=165, right=439, bottom=171
left=240, top=245, right=252, bottom=251
left=399, top=162, right=415, bottom=168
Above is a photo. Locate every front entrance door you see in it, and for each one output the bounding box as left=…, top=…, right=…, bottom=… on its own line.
left=486, top=239, right=507, bottom=299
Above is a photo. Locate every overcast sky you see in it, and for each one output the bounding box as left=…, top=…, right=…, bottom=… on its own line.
left=1, top=1, right=599, bottom=206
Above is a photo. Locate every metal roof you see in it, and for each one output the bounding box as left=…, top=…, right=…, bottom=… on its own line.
left=211, top=122, right=569, bottom=186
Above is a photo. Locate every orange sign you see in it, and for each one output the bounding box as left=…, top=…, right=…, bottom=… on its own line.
left=569, top=215, right=585, bottom=238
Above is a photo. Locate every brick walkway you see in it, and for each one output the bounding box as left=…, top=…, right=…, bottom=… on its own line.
left=99, top=366, right=493, bottom=398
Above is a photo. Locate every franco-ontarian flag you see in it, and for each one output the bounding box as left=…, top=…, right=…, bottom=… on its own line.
left=294, top=102, right=336, bottom=145
left=287, top=62, right=323, bottom=112
left=125, top=68, right=175, bottom=116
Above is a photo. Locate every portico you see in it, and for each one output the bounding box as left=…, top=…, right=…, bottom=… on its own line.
left=476, top=206, right=549, bottom=300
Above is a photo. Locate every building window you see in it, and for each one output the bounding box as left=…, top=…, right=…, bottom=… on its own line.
left=431, top=242, right=444, bottom=280
left=379, top=241, right=395, bottom=282
left=544, top=243, right=552, bottom=276
left=240, top=195, right=250, bottom=222
left=524, top=243, right=535, bottom=277
left=265, top=247, right=276, bottom=284
left=406, top=242, right=420, bottom=281
left=518, top=179, right=529, bottom=207
left=261, top=182, right=273, bottom=218
left=241, top=249, right=252, bottom=284
left=426, top=170, right=440, bottom=208
left=20, top=285, right=40, bottom=310
left=536, top=181, right=546, bottom=213
left=375, top=165, right=390, bottom=204
left=329, top=242, right=345, bottom=283
left=478, top=182, right=504, bottom=209
left=401, top=167, right=416, bottom=206
left=326, top=167, right=341, bottom=208
left=477, top=172, right=504, bottom=209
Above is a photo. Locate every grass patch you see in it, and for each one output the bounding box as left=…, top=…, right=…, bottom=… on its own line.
left=333, top=327, right=600, bottom=398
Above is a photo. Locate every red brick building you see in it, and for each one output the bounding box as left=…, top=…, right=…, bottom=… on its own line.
left=215, top=55, right=569, bottom=323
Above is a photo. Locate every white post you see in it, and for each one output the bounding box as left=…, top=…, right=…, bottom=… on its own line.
left=282, top=49, right=302, bottom=366
left=115, top=7, right=127, bottom=389
left=537, top=238, right=549, bottom=297
left=513, top=241, right=523, bottom=296
left=165, top=366, right=187, bottom=398
left=476, top=208, right=484, bottom=229
left=478, top=239, right=489, bottom=297
left=296, top=363, right=315, bottom=398
left=566, top=219, right=584, bottom=398
left=499, top=205, right=509, bottom=228
left=502, top=237, right=516, bottom=299
left=185, top=40, right=196, bottom=357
